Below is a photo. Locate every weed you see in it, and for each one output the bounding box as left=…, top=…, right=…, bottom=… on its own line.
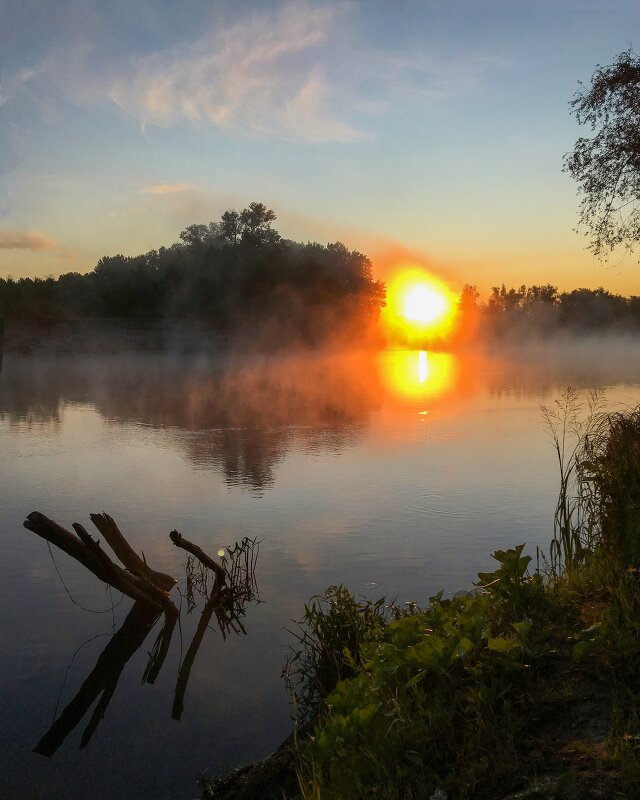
left=541, top=388, right=607, bottom=575
left=283, top=585, right=388, bottom=721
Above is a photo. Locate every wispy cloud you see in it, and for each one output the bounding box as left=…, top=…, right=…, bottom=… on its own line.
left=141, top=183, right=194, bottom=194
left=0, top=67, right=39, bottom=108
left=107, top=3, right=363, bottom=143
left=4, top=1, right=506, bottom=145
left=0, top=229, right=57, bottom=251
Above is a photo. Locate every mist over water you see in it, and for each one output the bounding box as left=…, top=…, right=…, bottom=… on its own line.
left=2, top=335, right=640, bottom=800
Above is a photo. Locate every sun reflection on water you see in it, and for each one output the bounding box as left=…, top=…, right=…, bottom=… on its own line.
left=380, top=349, right=458, bottom=403
left=417, top=350, right=429, bottom=383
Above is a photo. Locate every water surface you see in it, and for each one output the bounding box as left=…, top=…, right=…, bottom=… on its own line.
left=2, top=340, right=640, bottom=799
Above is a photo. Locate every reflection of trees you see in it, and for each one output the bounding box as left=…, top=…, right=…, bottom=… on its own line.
left=185, top=425, right=366, bottom=491
left=483, top=341, right=640, bottom=400
left=0, top=357, right=67, bottom=427
left=0, top=351, right=379, bottom=490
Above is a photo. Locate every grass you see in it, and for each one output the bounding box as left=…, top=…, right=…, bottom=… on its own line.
left=280, top=396, right=640, bottom=800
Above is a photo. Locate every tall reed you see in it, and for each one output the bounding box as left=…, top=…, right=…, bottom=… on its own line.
left=541, top=387, right=607, bottom=575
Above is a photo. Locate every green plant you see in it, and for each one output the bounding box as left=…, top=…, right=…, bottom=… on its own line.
left=297, top=588, right=530, bottom=800
left=580, top=409, right=640, bottom=569
left=476, top=543, right=544, bottom=621
left=541, top=388, right=607, bottom=575
left=283, top=585, right=388, bottom=721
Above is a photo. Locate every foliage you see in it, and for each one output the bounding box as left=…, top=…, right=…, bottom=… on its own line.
left=283, top=585, right=388, bottom=721
left=476, top=543, right=544, bottom=620
left=580, top=408, right=640, bottom=568
left=0, top=203, right=386, bottom=345
left=281, top=404, right=640, bottom=800
left=452, top=283, right=640, bottom=341
left=288, top=548, right=541, bottom=800
left=564, top=48, right=640, bottom=260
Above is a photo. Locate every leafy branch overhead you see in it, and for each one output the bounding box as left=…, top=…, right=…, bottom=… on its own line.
left=565, top=48, right=640, bottom=260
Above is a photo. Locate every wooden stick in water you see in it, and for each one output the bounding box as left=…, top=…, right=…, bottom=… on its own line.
left=24, top=511, right=173, bottom=609
left=90, top=512, right=177, bottom=591
left=169, top=530, right=226, bottom=580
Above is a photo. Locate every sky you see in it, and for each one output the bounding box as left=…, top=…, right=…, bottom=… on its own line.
left=2, top=0, right=640, bottom=296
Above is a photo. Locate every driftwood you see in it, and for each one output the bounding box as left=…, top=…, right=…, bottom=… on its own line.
left=25, top=510, right=263, bottom=751
left=90, top=513, right=176, bottom=592
left=24, top=512, right=174, bottom=609
left=170, top=529, right=226, bottom=580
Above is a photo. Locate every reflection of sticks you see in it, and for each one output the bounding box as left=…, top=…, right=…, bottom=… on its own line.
left=142, top=605, right=179, bottom=685
left=170, top=529, right=226, bottom=580
left=172, top=584, right=223, bottom=720
left=34, top=601, right=160, bottom=756
left=172, top=536, right=260, bottom=719
left=24, top=512, right=174, bottom=609
left=27, top=511, right=261, bottom=736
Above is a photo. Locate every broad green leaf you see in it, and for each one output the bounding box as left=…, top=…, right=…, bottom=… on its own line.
left=487, top=637, right=519, bottom=652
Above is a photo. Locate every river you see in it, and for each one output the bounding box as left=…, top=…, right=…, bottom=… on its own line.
left=2, top=338, right=639, bottom=799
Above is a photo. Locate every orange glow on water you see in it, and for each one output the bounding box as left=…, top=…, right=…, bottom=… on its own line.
left=381, top=349, right=457, bottom=403
left=383, top=266, right=458, bottom=345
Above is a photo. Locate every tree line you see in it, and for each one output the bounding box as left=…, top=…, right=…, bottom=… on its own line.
left=459, top=282, right=640, bottom=338
left=1, top=203, right=386, bottom=345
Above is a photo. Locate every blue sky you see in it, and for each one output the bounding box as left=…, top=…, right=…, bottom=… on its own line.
left=2, top=0, right=640, bottom=294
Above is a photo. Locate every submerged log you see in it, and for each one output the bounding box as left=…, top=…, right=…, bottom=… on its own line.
left=169, top=529, right=226, bottom=580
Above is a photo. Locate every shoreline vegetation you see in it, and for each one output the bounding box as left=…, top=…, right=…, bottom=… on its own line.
left=204, top=396, right=640, bottom=800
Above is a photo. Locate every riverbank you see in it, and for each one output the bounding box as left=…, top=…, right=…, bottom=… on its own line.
left=204, top=404, right=640, bottom=799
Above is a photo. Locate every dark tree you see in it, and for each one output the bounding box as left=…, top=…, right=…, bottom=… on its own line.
left=565, top=48, right=640, bottom=259
left=179, top=223, right=220, bottom=247
left=239, top=202, right=280, bottom=247
left=219, top=211, right=242, bottom=245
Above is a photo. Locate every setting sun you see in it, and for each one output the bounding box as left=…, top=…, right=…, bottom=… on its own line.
left=382, top=266, right=458, bottom=345
left=403, top=285, right=449, bottom=325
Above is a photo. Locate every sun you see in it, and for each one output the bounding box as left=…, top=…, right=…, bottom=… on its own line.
left=382, top=266, right=458, bottom=344
left=403, top=285, right=448, bottom=325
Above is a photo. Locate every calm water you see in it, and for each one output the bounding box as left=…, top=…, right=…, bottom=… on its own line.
left=2, top=340, right=640, bottom=800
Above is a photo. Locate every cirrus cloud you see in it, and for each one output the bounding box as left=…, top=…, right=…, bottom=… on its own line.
left=107, top=3, right=364, bottom=143
left=3, top=1, right=507, bottom=146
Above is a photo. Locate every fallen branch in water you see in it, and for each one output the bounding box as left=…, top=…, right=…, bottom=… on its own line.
left=169, top=529, right=226, bottom=580
left=24, top=511, right=175, bottom=609
left=90, top=512, right=176, bottom=592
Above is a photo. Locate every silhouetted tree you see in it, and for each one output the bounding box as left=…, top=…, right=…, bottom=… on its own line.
left=179, top=222, right=221, bottom=248
left=239, top=202, right=280, bottom=247
left=219, top=211, right=242, bottom=245
left=1, top=203, right=386, bottom=345
left=458, top=284, right=479, bottom=312
left=565, top=48, right=640, bottom=259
